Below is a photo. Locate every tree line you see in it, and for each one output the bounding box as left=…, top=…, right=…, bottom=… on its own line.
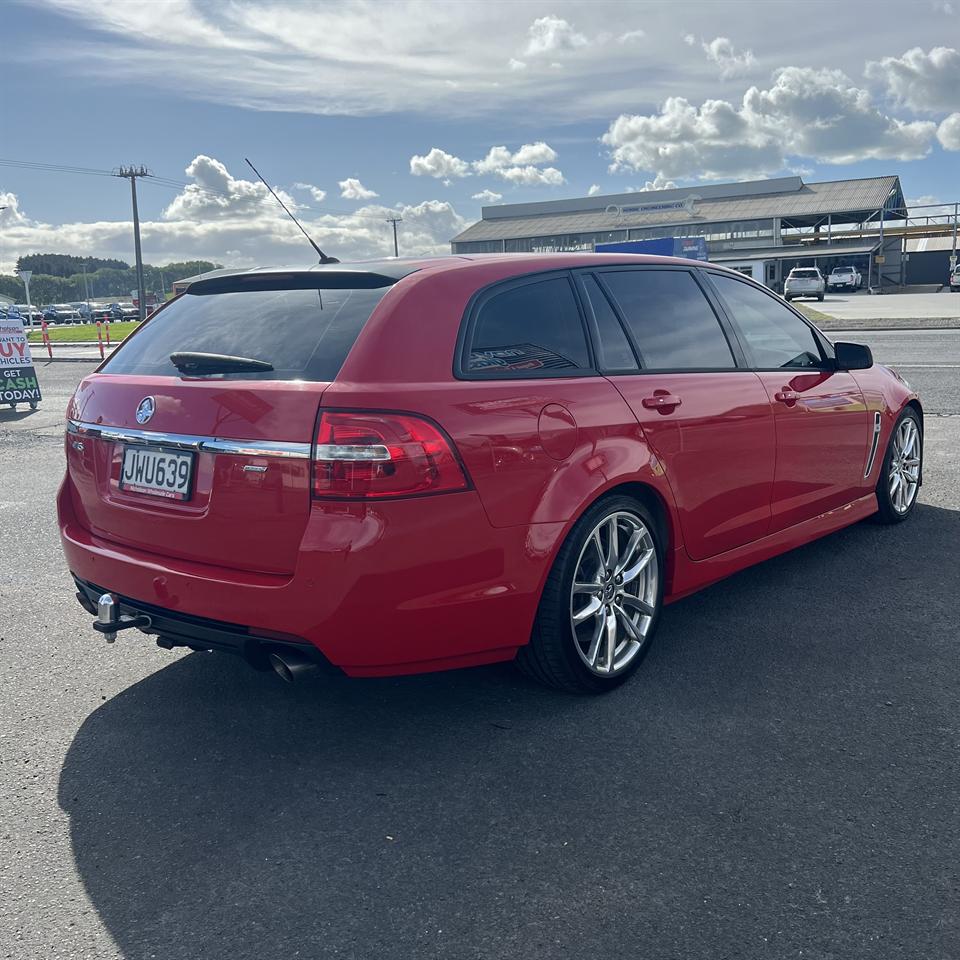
left=0, top=256, right=222, bottom=305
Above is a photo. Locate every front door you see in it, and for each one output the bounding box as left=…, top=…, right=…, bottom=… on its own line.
left=706, top=271, right=870, bottom=533
left=578, top=268, right=777, bottom=561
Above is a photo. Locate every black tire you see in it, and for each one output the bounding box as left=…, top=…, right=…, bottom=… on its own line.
left=785, top=295, right=793, bottom=302
left=874, top=407, right=922, bottom=525
left=817, top=293, right=825, bottom=301
left=516, top=495, right=664, bottom=693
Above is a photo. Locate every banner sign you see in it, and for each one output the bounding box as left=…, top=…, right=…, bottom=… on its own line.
left=0, top=316, right=42, bottom=406
left=605, top=195, right=701, bottom=219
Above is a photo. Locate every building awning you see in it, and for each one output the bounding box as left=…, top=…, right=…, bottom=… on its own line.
left=712, top=242, right=879, bottom=263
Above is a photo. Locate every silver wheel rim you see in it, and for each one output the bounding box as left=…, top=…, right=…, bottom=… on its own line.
left=889, top=417, right=921, bottom=514
left=570, top=511, right=659, bottom=677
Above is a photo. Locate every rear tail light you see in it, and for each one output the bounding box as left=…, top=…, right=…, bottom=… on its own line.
left=313, top=410, right=469, bottom=499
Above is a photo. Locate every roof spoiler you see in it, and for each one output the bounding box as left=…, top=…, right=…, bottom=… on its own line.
left=186, top=270, right=407, bottom=295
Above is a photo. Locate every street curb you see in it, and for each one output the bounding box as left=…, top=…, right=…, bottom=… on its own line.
left=817, top=317, right=960, bottom=331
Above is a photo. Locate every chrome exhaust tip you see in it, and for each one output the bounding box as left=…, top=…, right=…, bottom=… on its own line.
left=267, top=649, right=319, bottom=683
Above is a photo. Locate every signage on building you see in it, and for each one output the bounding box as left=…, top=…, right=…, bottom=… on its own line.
left=605, top=195, right=700, bottom=219
left=0, top=315, right=42, bottom=406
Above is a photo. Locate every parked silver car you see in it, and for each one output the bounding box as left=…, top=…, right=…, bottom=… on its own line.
left=950, top=263, right=960, bottom=292
left=784, top=267, right=825, bottom=302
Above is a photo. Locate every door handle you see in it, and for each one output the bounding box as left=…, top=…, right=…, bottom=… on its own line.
left=641, top=393, right=682, bottom=411
left=774, top=389, right=800, bottom=405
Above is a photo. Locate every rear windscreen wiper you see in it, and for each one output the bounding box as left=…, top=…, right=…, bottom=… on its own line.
left=169, top=352, right=274, bottom=374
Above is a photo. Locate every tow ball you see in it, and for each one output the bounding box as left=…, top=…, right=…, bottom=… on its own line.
left=94, top=593, right=152, bottom=643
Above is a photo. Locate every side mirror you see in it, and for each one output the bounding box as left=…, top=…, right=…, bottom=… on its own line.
left=834, top=341, right=873, bottom=371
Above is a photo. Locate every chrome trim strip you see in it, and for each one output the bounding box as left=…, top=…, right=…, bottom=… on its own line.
left=66, top=419, right=311, bottom=459
left=863, top=411, right=883, bottom=478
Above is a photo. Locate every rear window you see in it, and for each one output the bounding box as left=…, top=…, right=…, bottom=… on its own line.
left=789, top=269, right=820, bottom=278
left=101, top=285, right=391, bottom=381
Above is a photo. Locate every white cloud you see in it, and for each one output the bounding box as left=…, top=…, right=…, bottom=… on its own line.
left=587, top=184, right=602, bottom=196
left=508, top=58, right=527, bottom=71
left=938, top=112, right=960, bottom=149
left=471, top=142, right=563, bottom=184
left=338, top=178, right=378, bottom=200
left=407, top=141, right=564, bottom=187
left=472, top=189, right=503, bottom=202
left=602, top=67, right=937, bottom=181
left=682, top=33, right=696, bottom=46
left=637, top=175, right=678, bottom=191
left=509, top=141, right=558, bottom=165
left=866, top=46, right=960, bottom=112
left=524, top=15, right=588, bottom=56
left=618, top=29, right=645, bottom=44
left=163, top=155, right=297, bottom=220
left=0, top=159, right=466, bottom=275
left=409, top=147, right=471, bottom=179
left=701, top=36, right=756, bottom=79
left=293, top=182, right=327, bottom=202
left=496, top=166, right=565, bottom=186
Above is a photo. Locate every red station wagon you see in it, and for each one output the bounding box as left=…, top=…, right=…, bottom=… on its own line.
left=59, top=254, right=923, bottom=692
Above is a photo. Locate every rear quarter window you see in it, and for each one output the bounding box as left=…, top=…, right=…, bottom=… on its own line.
left=100, top=285, right=391, bottom=381
left=463, top=275, right=591, bottom=377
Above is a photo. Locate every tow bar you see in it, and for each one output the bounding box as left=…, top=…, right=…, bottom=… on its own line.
left=94, top=593, right=152, bottom=643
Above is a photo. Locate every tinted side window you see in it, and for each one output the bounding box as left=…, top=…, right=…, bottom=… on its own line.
left=467, top=277, right=590, bottom=375
left=600, top=270, right=734, bottom=370
left=710, top=274, right=823, bottom=369
left=579, top=275, right=638, bottom=371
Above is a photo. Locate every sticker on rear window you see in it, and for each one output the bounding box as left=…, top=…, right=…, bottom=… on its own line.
left=469, top=343, right=578, bottom=371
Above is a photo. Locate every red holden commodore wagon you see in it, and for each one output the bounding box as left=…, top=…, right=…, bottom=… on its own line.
left=59, top=254, right=922, bottom=692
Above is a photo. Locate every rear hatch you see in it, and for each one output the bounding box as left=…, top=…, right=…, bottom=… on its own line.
left=65, top=270, right=398, bottom=575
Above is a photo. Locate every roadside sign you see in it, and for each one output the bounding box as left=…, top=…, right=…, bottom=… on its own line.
left=951, top=255, right=958, bottom=266
left=0, top=314, right=42, bottom=407
left=875, top=255, right=886, bottom=265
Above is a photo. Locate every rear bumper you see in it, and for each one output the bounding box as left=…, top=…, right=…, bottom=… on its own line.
left=73, top=575, right=334, bottom=671
left=59, top=476, right=558, bottom=677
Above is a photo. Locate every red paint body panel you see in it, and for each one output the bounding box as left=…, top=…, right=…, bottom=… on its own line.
left=56, top=254, right=921, bottom=677
left=610, top=372, right=776, bottom=559
left=753, top=370, right=869, bottom=532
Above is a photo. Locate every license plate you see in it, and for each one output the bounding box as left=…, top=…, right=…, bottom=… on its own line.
left=119, top=445, right=195, bottom=501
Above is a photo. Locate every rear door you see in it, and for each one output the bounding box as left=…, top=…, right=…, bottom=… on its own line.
left=581, top=267, right=777, bottom=561
left=704, top=271, right=869, bottom=533
left=65, top=275, right=394, bottom=575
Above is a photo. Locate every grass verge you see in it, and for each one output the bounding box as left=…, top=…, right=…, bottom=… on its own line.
left=27, top=322, right=139, bottom=343
left=790, top=302, right=833, bottom=325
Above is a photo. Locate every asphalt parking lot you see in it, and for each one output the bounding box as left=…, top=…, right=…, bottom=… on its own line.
left=2, top=345, right=959, bottom=960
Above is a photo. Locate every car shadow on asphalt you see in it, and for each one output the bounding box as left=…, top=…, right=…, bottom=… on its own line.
left=58, top=503, right=960, bottom=960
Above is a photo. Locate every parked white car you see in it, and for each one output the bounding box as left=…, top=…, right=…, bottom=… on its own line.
left=950, top=263, right=960, bottom=292
left=784, top=267, right=825, bottom=302
left=827, top=266, right=861, bottom=292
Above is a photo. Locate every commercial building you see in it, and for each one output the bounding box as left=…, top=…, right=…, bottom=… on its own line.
left=451, top=174, right=956, bottom=291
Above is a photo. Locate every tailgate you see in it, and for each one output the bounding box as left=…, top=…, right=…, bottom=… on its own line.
left=66, top=374, right=324, bottom=575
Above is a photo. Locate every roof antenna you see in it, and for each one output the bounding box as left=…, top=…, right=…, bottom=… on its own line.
left=245, top=157, right=339, bottom=264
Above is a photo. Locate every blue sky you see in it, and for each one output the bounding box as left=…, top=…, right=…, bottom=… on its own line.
left=1, top=0, right=958, bottom=271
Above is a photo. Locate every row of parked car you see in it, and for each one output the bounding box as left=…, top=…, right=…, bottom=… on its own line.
left=0, top=301, right=141, bottom=324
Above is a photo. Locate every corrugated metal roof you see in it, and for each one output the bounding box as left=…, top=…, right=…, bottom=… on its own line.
left=451, top=176, right=904, bottom=244
left=712, top=242, right=879, bottom=262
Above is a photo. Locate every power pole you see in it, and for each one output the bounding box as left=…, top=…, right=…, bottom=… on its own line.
left=386, top=217, right=402, bottom=258
left=114, top=165, right=151, bottom=320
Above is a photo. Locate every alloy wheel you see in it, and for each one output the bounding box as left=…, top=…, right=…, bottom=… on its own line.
left=888, top=416, right=921, bottom=514
left=569, top=511, right=659, bottom=676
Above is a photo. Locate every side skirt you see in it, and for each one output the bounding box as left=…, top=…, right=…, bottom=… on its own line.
left=665, top=493, right=879, bottom=604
